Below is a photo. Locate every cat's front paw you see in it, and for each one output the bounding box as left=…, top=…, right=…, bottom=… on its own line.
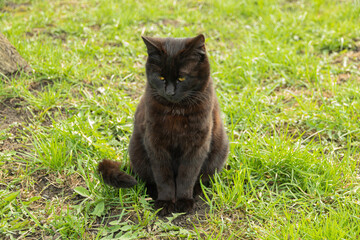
left=154, top=200, right=175, bottom=216
left=175, top=198, right=195, bottom=213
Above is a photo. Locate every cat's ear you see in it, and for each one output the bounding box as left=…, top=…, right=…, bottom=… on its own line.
left=185, top=34, right=206, bottom=59
left=141, top=36, right=163, bottom=55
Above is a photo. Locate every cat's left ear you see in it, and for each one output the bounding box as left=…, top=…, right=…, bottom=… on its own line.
left=185, top=34, right=206, bottom=59
left=141, top=36, right=163, bottom=55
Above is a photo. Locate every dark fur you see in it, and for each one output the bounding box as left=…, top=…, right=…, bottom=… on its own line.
left=98, top=34, right=229, bottom=215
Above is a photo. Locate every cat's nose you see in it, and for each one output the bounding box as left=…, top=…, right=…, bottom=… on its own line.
left=165, top=83, right=175, bottom=96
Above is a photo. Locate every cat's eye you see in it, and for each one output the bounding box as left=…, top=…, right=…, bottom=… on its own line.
left=159, top=76, right=165, bottom=81
left=178, top=77, right=185, bottom=82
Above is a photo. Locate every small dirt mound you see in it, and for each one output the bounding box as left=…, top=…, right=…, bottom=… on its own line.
left=0, top=97, right=31, bottom=130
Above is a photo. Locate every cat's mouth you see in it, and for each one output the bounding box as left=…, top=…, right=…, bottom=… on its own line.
left=152, top=88, right=205, bottom=107
left=152, top=89, right=186, bottom=104
left=153, top=91, right=188, bottom=105
left=163, top=94, right=183, bottom=103
left=161, top=93, right=203, bottom=107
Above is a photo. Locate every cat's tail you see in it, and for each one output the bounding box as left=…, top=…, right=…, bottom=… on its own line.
left=98, top=159, right=138, bottom=188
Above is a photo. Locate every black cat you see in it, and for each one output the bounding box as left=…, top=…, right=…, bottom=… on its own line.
left=98, top=34, right=229, bottom=215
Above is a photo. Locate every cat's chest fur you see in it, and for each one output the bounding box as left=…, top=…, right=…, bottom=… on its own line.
left=145, top=103, right=212, bottom=151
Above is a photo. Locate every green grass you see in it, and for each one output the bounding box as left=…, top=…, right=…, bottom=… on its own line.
left=1, top=0, right=360, bottom=239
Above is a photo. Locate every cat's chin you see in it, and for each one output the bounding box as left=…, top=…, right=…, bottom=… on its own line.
left=157, top=95, right=185, bottom=104
left=164, top=97, right=182, bottom=104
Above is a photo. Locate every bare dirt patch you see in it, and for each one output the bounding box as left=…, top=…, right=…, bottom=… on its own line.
left=32, top=170, right=85, bottom=202
left=272, top=85, right=334, bottom=110
left=331, top=40, right=360, bottom=84
left=97, top=194, right=211, bottom=238
left=0, top=97, right=32, bottom=152
left=337, top=73, right=353, bottom=84
left=0, top=163, right=87, bottom=240
left=159, top=19, right=183, bottom=27
left=0, top=162, right=85, bottom=202
left=0, top=1, right=31, bottom=12
left=157, top=195, right=210, bottom=229
left=25, top=24, right=54, bottom=38
left=28, top=78, right=55, bottom=92
left=0, top=97, right=31, bottom=129
left=139, top=18, right=186, bottom=30
left=89, top=23, right=101, bottom=31
left=332, top=50, right=360, bottom=67
left=25, top=26, right=69, bottom=43
left=45, top=29, right=68, bottom=42
left=0, top=125, right=26, bottom=152
left=0, top=160, right=24, bottom=190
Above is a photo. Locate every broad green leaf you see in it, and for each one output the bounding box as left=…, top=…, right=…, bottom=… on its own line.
left=91, top=200, right=105, bottom=217
left=3, top=191, right=20, bottom=202
left=73, top=186, right=91, bottom=198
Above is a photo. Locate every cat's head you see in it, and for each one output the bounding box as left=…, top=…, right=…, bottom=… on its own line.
left=142, top=34, right=210, bottom=104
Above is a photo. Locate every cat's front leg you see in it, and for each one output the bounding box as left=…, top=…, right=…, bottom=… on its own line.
left=175, top=148, right=208, bottom=213
left=151, top=159, right=176, bottom=215
left=145, top=144, right=176, bottom=215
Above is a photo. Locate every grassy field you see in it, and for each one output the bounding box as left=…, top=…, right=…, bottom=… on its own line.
left=1, top=0, right=360, bottom=239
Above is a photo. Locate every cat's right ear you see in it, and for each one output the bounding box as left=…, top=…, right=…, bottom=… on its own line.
left=141, top=36, right=163, bottom=55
